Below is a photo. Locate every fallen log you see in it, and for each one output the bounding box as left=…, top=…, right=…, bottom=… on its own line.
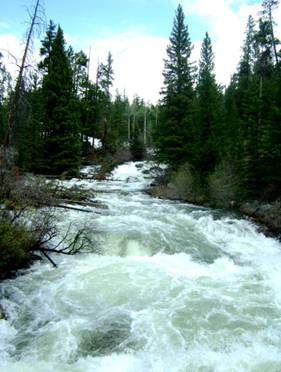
left=56, top=204, right=94, bottom=213
left=56, top=199, right=108, bottom=209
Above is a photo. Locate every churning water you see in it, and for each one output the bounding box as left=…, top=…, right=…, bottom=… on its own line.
left=1, top=162, right=281, bottom=372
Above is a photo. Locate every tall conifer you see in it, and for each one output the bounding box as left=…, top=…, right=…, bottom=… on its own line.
left=195, top=32, right=223, bottom=176
left=41, top=25, right=81, bottom=174
left=156, top=4, right=195, bottom=165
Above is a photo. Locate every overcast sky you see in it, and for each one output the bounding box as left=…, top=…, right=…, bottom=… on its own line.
left=1, top=0, right=281, bottom=102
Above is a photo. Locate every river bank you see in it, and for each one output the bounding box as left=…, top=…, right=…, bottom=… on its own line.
left=146, top=183, right=281, bottom=239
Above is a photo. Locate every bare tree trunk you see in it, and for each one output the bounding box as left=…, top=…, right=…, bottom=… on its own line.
left=4, top=0, right=41, bottom=147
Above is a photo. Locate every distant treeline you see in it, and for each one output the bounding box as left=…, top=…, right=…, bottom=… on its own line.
left=0, top=18, right=156, bottom=175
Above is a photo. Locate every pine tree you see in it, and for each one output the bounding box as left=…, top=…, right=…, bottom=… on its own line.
left=252, top=18, right=275, bottom=195
left=224, top=76, right=241, bottom=159
left=67, top=48, right=89, bottom=153
left=261, top=0, right=280, bottom=64
left=40, top=25, right=81, bottom=174
left=68, top=48, right=88, bottom=96
left=80, top=80, right=103, bottom=145
left=237, top=16, right=256, bottom=114
left=239, top=3, right=281, bottom=198
left=96, top=52, right=114, bottom=150
left=195, top=32, right=223, bottom=177
left=14, top=74, right=44, bottom=171
left=39, top=20, right=56, bottom=72
left=156, top=4, right=195, bottom=165
left=130, top=127, right=145, bottom=161
left=228, top=16, right=257, bottom=195
left=111, top=91, right=129, bottom=146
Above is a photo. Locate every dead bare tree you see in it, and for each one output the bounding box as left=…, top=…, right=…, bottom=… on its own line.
left=35, top=225, right=92, bottom=267
left=30, top=213, right=92, bottom=267
left=4, top=0, right=44, bottom=147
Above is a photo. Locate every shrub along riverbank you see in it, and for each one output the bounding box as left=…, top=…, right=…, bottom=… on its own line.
left=0, top=163, right=97, bottom=280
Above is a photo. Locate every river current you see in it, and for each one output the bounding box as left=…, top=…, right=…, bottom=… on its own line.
left=1, top=161, right=281, bottom=371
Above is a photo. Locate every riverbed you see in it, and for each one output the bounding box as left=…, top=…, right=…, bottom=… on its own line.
left=1, top=161, right=281, bottom=371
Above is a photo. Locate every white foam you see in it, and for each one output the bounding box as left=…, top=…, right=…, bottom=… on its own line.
left=0, top=320, right=17, bottom=364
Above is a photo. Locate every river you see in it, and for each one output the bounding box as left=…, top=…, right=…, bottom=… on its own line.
left=1, top=161, right=281, bottom=371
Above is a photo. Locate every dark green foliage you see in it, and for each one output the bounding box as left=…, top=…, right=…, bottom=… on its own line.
left=130, top=129, right=145, bottom=161
left=111, top=91, right=130, bottom=147
left=195, top=32, right=224, bottom=177
left=40, top=25, right=81, bottom=174
left=156, top=4, right=195, bottom=165
left=155, top=2, right=281, bottom=204
left=224, top=77, right=242, bottom=160
left=162, top=5, right=193, bottom=98
left=68, top=48, right=89, bottom=96
left=39, top=20, right=56, bottom=72
left=0, top=217, right=32, bottom=279
left=97, top=52, right=114, bottom=150
left=261, top=0, right=280, bottom=64
left=80, top=81, right=103, bottom=143
left=224, top=2, right=281, bottom=200
left=13, top=75, right=44, bottom=172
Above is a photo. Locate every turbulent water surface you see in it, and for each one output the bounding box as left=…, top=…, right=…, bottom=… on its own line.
left=1, top=161, right=281, bottom=372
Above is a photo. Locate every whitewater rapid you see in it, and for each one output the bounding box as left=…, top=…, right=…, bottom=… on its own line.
left=1, top=161, right=281, bottom=371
